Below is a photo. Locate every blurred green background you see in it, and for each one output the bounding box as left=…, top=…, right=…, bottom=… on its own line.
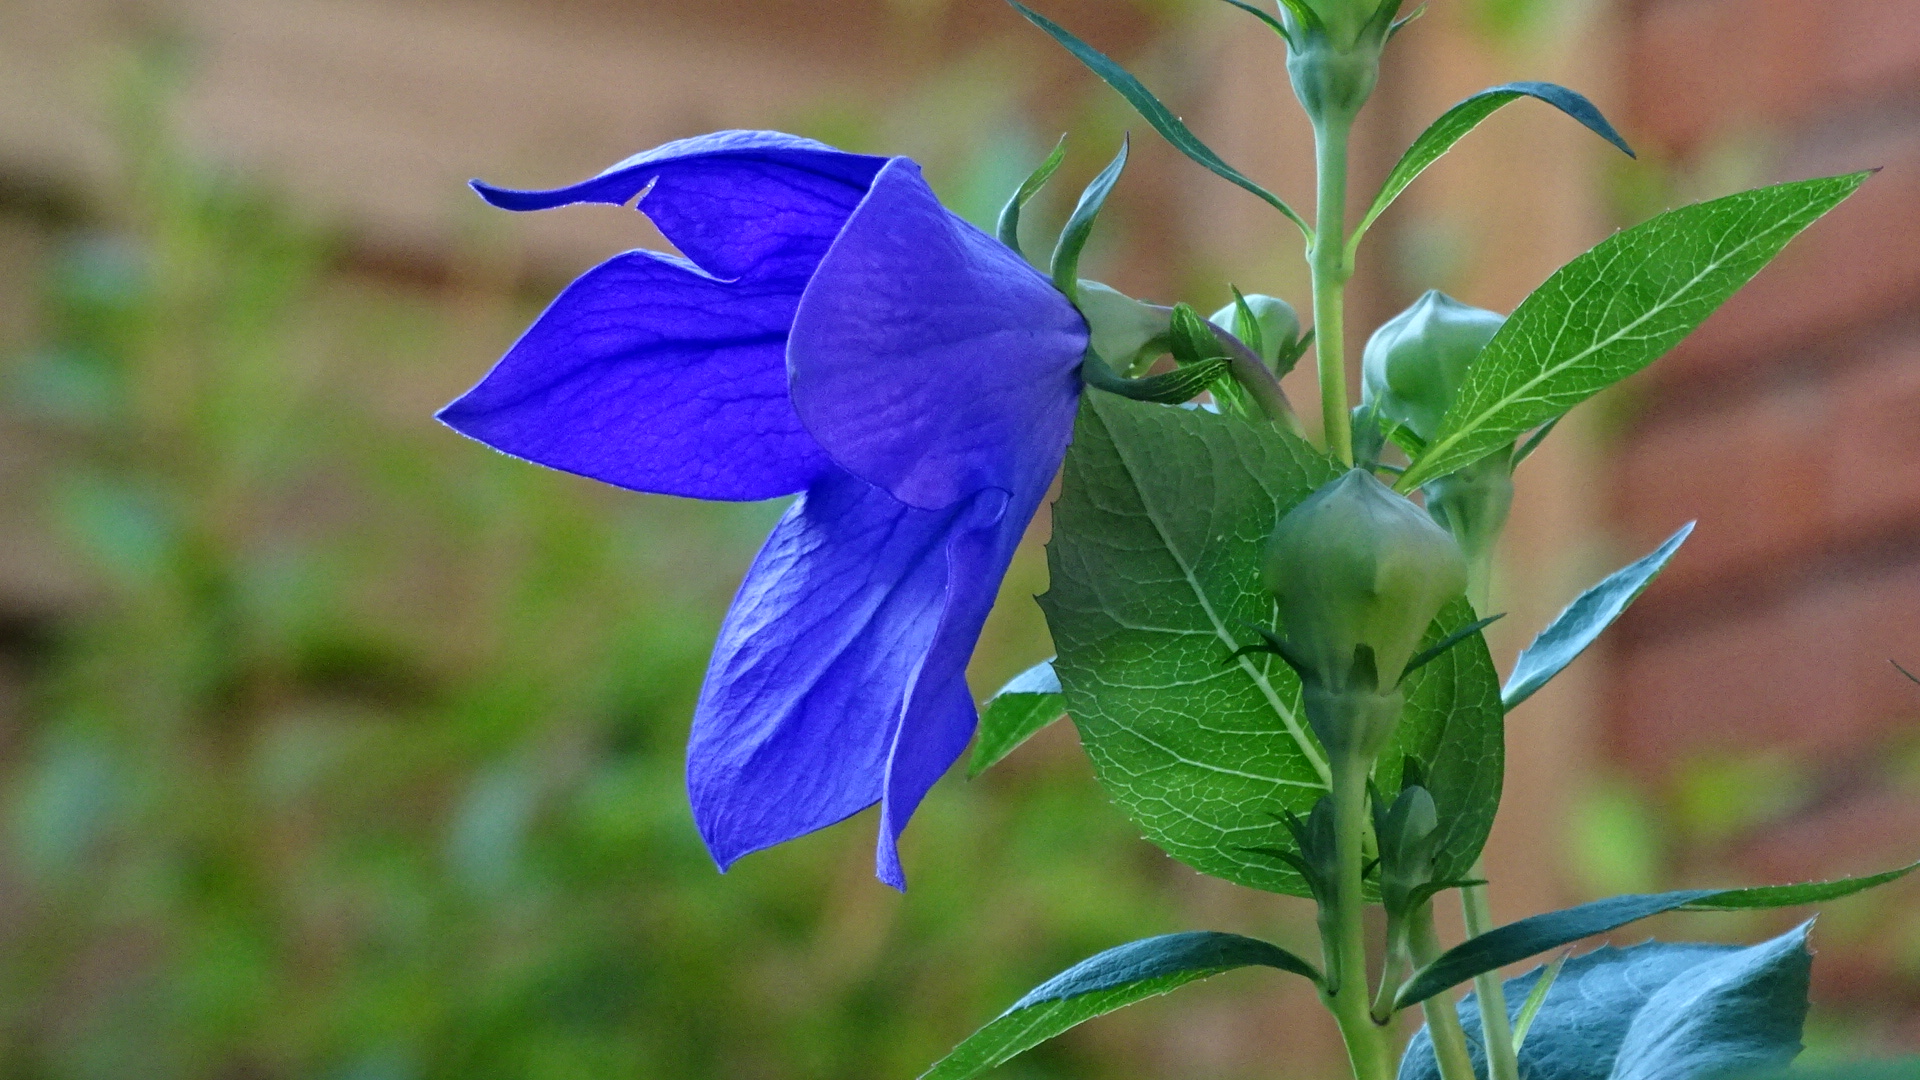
left=3, top=0, right=1920, bottom=1077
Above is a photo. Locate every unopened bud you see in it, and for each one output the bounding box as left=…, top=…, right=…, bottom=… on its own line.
left=1361, top=290, right=1505, bottom=442
left=1076, top=280, right=1171, bottom=375
left=1264, top=468, right=1467, bottom=693
left=1210, top=293, right=1302, bottom=374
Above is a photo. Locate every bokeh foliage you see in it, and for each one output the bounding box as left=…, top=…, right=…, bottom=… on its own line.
left=0, top=51, right=1216, bottom=1080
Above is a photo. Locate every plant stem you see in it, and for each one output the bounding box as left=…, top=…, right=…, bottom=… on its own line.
left=1462, top=881, right=1521, bottom=1080
left=1409, top=904, right=1482, bottom=1080
left=1311, top=116, right=1355, bottom=466
left=1328, top=753, right=1394, bottom=1080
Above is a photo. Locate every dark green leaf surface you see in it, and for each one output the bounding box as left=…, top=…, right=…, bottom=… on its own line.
left=1608, top=924, right=1810, bottom=1080
left=1397, top=860, right=1917, bottom=1008
left=1355, top=83, right=1632, bottom=249
left=1399, top=940, right=1743, bottom=1080
left=1502, top=523, right=1692, bottom=710
left=970, top=660, right=1067, bottom=777
left=921, top=931, right=1316, bottom=1080
left=1007, top=2, right=1312, bottom=237
left=1400, top=172, right=1871, bottom=490
left=1041, top=394, right=1504, bottom=895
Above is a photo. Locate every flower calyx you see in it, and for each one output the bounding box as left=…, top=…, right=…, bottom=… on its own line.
left=1240, top=468, right=1467, bottom=760
left=1279, top=0, right=1408, bottom=124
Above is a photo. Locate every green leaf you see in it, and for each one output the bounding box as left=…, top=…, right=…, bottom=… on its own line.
left=1051, top=140, right=1129, bottom=298
left=1081, top=351, right=1229, bottom=405
left=1040, top=394, right=1504, bottom=895
left=1502, top=523, right=1692, bottom=710
left=970, top=660, right=1066, bottom=777
left=1352, top=83, right=1633, bottom=253
left=1509, top=951, right=1566, bottom=1055
left=920, top=931, right=1318, bottom=1080
left=1215, top=0, right=1291, bottom=41
left=996, top=134, right=1069, bottom=257
left=1007, top=2, right=1312, bottom=238
left=1396, top=859, right=1919, bottom=1009
left=1608, top=924, right=1811, bottom=1080
left=1399, top=172, right=1872, bottom=491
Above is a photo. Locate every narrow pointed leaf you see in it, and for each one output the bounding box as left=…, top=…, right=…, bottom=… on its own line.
left=997, top=134, right=1069, bottom=256
left=1397, top=858, right=1918, bottom=1008
left=921, top=931, right=1317, bottom=1080
left=1354, top=83, right=1632, bottom=250
left=1052, top=140, right=1129, bottom=297
left=971, top=660, right=1067, bottom=776
left=1510, top=415, right=1560, bottom=467
left=1399, top=172, right=1871, bottom=491
left=1510, top=952, right=1567, bottom=1054
left=1216, top=0, right=1291, bottom=41
left=1008, top=2, right=1312, bottom=238
left=1502, top=523, right=1692, bottom=710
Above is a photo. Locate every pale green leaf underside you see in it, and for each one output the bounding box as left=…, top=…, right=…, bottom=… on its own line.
left=1401, top=172, right=1871, bottom=490
left=1041, top=395, right=1504, bottom=895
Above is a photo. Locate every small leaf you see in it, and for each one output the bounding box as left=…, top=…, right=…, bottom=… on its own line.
left=997, top=134, right=1069, bottom=257
left=1007, top=2, right=1312, bottom=238
left=1509, top=415, right=1560, bottom=467
left=971, top=660, right=1067, bottom=777
left=1402, top=613, right=1503, bottom=682
left=1510, top=951, right=1567, bottom=1055
left=1502, top=523, right=1692, bottom=710
left=1397, top=859, right=1918, bottom=1009
left=1082, top=351, right=1229, bottom=404
left=1215, top=0, right=1291, bottom=41
left=920, top=931, right=1317, bottom=1080
left=1607, top=924, right=1811, bottom=1080
left=1399, top=172, right=1872, bottom=491
left=1052, top=139, right=1129, bottom=298
left=1353, top=82, right=1632, bottom=252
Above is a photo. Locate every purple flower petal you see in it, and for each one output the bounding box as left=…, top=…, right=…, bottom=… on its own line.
left=687, top=470, right=964, bottom=877
left=788, top=157, right=1087, bottom=512
left=472, top=131, right=887, bottom=281
left=437, top=249, right=832, bottom=500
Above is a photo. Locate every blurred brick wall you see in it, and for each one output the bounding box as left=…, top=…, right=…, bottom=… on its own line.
left=1610, top=0, right=1920, bottom=1023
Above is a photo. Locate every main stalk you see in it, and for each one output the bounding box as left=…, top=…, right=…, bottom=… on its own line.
left=1312, top=115, right=1355, bottom=466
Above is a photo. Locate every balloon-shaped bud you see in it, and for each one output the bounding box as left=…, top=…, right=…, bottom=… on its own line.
left=1076, top=280, right=1170, bottom=375
left=1282, top=0, right=1404, bottom=121
left=1373, top=783, right=1441, bottom=917
left=1264, top=468, right=1467, bottom=694
left=1362, top=290, right=1505, bottom=442
left=1210, top=293, right=1301, bottom=372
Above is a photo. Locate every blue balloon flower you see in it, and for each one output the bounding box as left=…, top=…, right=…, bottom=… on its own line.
left=440, top=130, right=1088, bottom=887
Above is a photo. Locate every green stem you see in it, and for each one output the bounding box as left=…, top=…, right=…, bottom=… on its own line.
left=1409, top=904, right=1482, bottom=1080
left=1311, top=116, right=1355, bottom=466
left=1462, top=880, right=1521, bottom=1080
left=1328, top=753, right=1394, bottom=1080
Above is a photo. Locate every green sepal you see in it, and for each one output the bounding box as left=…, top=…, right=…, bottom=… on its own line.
left=1399, top=614, right=1502, bottom=682
left=1509, top=950, right=1568, bottom=1055
left=1509, top=415, right=1559, bottom=467
left=996, top=134, right=1068, bottom=260
left=1216, top=0, right=1292, bottom=43
left=1051, top=139, right=1129, bottom=299
left=1081, top=350, right=1228, bottom=405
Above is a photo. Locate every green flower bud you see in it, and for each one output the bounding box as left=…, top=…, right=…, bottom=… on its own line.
left=1209, top=294, right=1301, bottom=372
left=1361, top=290, right=1505, bottom=442
left=1373, top=783, right=1440, bottom=917
left=1281, top=0, right=1403, bottom=121
left=1076, top=280, right=1171, bottom=376
left=1264, top=468, right=1467, bottom=694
